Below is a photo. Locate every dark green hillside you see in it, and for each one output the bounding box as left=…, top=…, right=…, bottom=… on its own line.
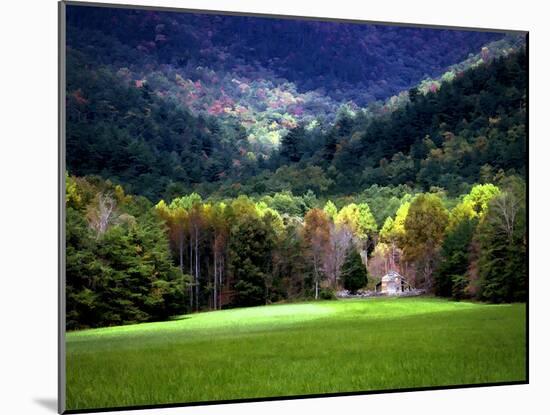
left=66, top=6, right=503, bottom=103
left=326, top=49, right=527, bottom=195
left=67, top=48, right=526, bottom=200
left=66, top=50, right=251, bottom=200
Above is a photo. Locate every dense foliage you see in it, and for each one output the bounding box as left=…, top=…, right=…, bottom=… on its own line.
left=65, top=6, right=527, bottom=329
left=67, top=38, right=526, bottom=200
left=66, top=176, right=186, bottom=329
left=67, top=6, right=502, bottom=104
left=341, top=249, right=369, bottom=294
left=67, top=174, right=526, bottom=329
left=276, top=48, right=527, bottom=196
left=65, top=5, right=523, bottom=157
left=476, top=177, right=527, bottom=303
left=434, top=218, right=477, bottom=299
left=66, top=49, right=250, bottom=200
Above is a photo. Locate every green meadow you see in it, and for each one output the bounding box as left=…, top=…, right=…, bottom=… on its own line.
left=66, top=297, right=526, bottom=411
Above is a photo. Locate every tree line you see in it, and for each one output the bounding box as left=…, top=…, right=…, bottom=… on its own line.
left=66, top=174, right=526, bottom=329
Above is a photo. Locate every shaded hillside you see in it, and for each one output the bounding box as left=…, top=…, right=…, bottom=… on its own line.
left=66, top=6, right=503, bottom=104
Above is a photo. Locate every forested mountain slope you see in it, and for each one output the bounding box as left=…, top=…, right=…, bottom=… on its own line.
left=66, top=5, right=526, bottom=200
left=65, top=6, right=522, bottom=160
left=66, top=6, right=503, bottom=103
left=301, top=48, right=527, bottom=196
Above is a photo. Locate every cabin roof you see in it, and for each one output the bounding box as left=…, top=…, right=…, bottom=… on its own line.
left=381, top=270, right=405, bottom=282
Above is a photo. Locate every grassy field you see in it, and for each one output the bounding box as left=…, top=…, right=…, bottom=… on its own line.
left=66, top=297, right=526, bottom=411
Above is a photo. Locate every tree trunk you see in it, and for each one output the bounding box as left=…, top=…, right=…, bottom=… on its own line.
left=333, top=259, right=337, bottom=290
left=179, top=229, right=184, bottom=274
left=213, top=249, right=218, bottom=310
left=219, top=254, right=224, bottom=309
left=391, top=241, right=397, bottom=270
left=195, top=226, right=199, bottom=311
left=313, top=253, right=320, bottom=300
left=189, top=232, right=193, bottom=309
left=360, top=248, right=368, bottom=268
left=179, top=229, right=185, bottom=297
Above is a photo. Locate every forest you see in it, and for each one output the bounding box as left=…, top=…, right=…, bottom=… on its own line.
left=65, top=7, right=527, bottom=330
left=66, top=171, right=526, bottom=329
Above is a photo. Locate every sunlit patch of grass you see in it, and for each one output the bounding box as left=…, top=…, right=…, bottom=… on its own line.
left=66, top=297, right=526, bottom=411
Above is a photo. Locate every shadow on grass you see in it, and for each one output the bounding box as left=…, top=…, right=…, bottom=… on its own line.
left=169, top=315, right=193, bottom=322
left=34, top=398, right=57, bottom=412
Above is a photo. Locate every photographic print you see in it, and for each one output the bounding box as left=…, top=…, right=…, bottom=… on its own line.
left=60, top=1, right=527, bottom=412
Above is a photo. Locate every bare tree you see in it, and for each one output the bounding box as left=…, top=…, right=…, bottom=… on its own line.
left=212, top=229, right=228, bottom=309
left=323, top=224, right=353, bottom=289
left=310, top=231, right=325, bottom=299
left=490, top=192, right=521, bottom=242
left=86, top=192, right=117, bottom=238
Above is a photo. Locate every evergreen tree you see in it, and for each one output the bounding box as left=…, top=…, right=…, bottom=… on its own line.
left=434, top=218, right=477, bottom=298
left=229, top=200, right=275, bottom=307
left=66, top=177, right=187, bottom=329
left=280, top=125, right=304, bottom=163
left=477, top=179, right=526, bottom=303
left=322, top=130, right=338, bottom=162
left=341, top=248, right=368, bottom=294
